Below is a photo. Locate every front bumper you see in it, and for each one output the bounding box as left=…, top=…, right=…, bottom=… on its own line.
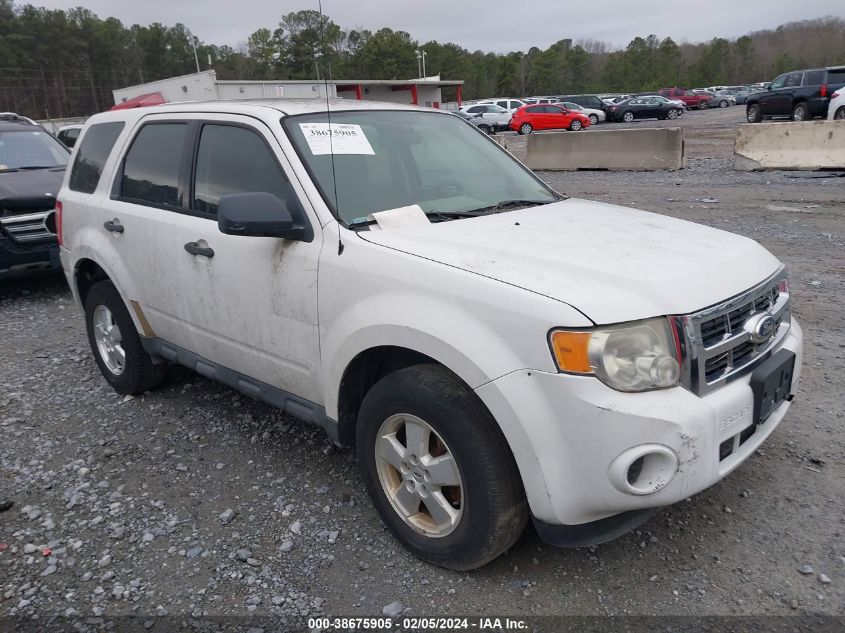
left=0, top=235, right=59, bottom=275
left=475, top=318, right=802, bottom=531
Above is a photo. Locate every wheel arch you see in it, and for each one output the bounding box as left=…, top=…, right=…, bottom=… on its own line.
left=74, top=257, right=111, bottom=307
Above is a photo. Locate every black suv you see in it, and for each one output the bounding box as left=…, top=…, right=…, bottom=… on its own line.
left=556, top=94, right=609, bottom=114
left=746, top=66, right=845, bottom=122
left=0, top=115, right=69, bottom=275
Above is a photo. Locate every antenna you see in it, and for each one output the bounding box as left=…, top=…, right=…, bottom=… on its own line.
left=317, top=0, right=344, bottom=255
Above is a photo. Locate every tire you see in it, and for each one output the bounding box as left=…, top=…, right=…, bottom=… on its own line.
left=588, top=114, right=598, bottom=125
left=478, top=124, right=491, bottom=134
left=698, top=101, right=708, bottom=110
left=719, top=99, right=728, bottom=108
left=792, top=103, right=808, bottom=121
left=835, top=107, right=845, bottom=120
left=518, top=123, right=533, bottom=135
left=746, top=103, right=762, bottom=123
left=356, top=364, right=528, bottom=571
left=84, top=280, right=166, bottom=395
left=622, top=111, right=634, bottom=123
left=667, top=108, right=679, bottom=120
left=569, top=119, right=583, bottom=131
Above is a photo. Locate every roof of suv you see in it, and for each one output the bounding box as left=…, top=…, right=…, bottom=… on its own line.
left=0, top=120, right=42, bottom=132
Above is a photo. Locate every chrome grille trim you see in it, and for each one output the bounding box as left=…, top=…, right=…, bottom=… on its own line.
left=0, top=211, right=54, bottom=243
left=674, top=268, right=791, bottom=396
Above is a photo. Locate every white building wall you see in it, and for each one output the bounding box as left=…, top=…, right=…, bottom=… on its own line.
left=216, top=82, right=335, bottom=100
left=113, top=70, right=217, bottom=105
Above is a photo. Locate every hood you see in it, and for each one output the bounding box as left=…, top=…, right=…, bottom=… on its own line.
left=359, top=198, right=782, bottom=325
left=0, top=167, right=65, bottom=212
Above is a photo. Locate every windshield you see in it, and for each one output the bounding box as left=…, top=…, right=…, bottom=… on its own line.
left=284, top=110, right=559, bottom=226
left=0, top=129, right=69, bottom=171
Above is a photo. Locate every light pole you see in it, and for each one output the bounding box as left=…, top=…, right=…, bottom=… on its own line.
left=189, top=35, right=201, bottom=73
left=415, top=49, right=427, bottom=79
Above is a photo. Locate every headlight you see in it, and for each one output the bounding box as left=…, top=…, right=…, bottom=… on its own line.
left=549, top=318, right=681, bottom=392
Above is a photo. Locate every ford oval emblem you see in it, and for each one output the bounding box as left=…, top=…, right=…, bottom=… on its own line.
left=747, top=313, right=776, bottom=343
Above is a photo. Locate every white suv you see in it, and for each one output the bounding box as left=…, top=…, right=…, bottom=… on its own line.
left=58, top=99, right=802, bottom=570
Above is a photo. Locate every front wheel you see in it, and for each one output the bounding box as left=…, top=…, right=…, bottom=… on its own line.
left=518, top=123, right=533, bottom=135
left=84, top=280, right=166, bottom=394
left=356, top=364, right=528, bottom=571
left=622, top=111, right=635, bottom=123
left=569, top=119, right=583, bottom=131
left=719, top=99, right=728, bottom=108
left=589, top=114, right=598, bottom=125
left=746, top=103, right=762, bottom=123
left=667, top=108, right=679, bottom=119
left=698, top=101, right=708, bottom=110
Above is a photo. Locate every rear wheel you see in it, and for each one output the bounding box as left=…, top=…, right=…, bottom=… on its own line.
left=518, top=123, right=533, bottom=135
left=569, top=119, right=583, bottom=131
left=792, top=102, right=809, bottom=121
left=356, top=364, right=528, bottom=571
left=746, top=103, right=762, bottom=123
left=622, top=111, right=634, bottom=123
left=84, top=280, right=166, bottom=395
left=835, top=107, right=845, bottom=120
left=477, top=124, right=491, bottom=134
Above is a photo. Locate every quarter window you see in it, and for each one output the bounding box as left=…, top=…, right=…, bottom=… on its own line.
left=69, top=122, right=124, bottom=194
left=120, top=123, right=187, bottom=207
left=193, top=124, right=296, bottom=215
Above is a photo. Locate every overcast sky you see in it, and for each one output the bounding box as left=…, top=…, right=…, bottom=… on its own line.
left=33, top=0, right=845, bottom=52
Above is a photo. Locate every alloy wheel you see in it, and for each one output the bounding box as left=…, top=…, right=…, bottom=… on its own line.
left=374, top=413, right=464, bottom=538
left=92, top=305, right=125, bottom=375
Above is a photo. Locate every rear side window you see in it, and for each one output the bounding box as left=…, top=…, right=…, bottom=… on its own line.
left=68, top=122, right=124, bottom=194
left=466, top=106, right=484, bottom=113
left=193, top=124, right=296, bottom=215
left=120, top=123, right=187, bottom=207
left=525, top=106, right=544, bottom=113
left=804, top=70, right=825, bottom=86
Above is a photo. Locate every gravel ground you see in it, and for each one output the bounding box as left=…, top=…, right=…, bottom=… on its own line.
left=1, top=106, right=843, bottom=628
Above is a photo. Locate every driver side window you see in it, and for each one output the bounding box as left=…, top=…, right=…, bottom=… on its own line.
left=193, top=124, right=297, bottom=216
left=769, top=74, right=787, bottom=90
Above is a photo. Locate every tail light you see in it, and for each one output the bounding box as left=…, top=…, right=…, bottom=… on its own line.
left=55, top=200, right=63, bottom=246
left=820, top=84, right=828, bottom=98
left=830, top=90, right=839, bottom=100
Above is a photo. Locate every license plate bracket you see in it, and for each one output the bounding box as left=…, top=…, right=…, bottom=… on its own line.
left=750, top=349, right=795, bottom=424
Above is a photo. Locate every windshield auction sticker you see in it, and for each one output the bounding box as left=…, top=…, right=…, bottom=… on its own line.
left=299, top=122, right=375, bottom=155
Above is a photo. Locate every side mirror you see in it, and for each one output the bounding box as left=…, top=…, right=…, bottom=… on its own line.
left=218, top=192, right=312, bottom=242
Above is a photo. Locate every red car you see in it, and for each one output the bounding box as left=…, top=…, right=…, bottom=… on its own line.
left=509, top=104, right=591, bottom=134
left=659, top=88, right=711, bottom=110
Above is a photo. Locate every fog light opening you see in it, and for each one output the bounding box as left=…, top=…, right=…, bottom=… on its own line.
left=609, top=445, right=679, bottom=496
left=626, top=456, right=645, bottom=486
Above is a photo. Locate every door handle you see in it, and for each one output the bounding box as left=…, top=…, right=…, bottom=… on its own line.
left=103, top=219, right=124, bottom=233
left=184, top=241, right=214, bottom=258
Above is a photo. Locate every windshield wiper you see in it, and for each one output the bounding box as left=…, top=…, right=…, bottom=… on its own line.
left=461, top=198, right=559, bottom=215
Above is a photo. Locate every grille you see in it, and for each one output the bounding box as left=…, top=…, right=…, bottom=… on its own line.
left=681, top=271, right=790, bottom=396
left=0, top=210, right=55, bottom=244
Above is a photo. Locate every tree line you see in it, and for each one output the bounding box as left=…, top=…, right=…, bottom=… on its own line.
left=1, top=0, right=843, bottom=119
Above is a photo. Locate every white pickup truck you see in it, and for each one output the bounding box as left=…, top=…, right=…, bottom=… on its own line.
left=57, top=100, right=802, bottom=570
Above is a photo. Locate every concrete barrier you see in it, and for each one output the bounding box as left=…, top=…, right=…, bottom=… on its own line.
left=734, top=120, right=845, bottom=171
left=524, top=127, right=685, bottom=171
